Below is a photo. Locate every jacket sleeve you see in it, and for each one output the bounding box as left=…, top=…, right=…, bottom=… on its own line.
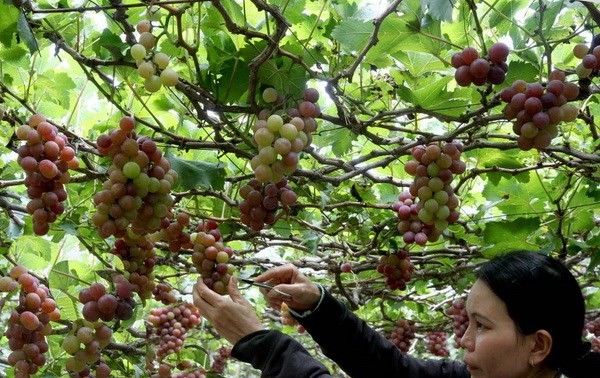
left=231, top=329, right=334, bottom=378
left=297, top=290, right=470, bottom=378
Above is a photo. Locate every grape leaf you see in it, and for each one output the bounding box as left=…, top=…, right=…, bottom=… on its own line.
left=165, top=151, right=226, bottom=190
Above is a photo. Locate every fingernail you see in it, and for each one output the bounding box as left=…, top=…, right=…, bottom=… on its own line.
left=231, top=275, right=237, bottom=283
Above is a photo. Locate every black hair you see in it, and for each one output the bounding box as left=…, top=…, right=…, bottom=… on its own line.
left=476, top=250, right=600, bottom=378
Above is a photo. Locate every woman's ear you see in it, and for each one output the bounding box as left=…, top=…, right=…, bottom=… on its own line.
left=529, top=330, right=553, bottom=366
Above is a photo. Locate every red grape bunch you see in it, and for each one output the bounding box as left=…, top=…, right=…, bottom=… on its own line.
left=452, top=43, right=510, bottom=86
left=191, top=220, right=235, bottom=295
left=586, top=317, right=600, bottom=337
left=2, top=265, right=61, bottom=378
left=153, top=283, right=178, bottom=305
left=500, top=70, right=580, bottom=151
left=397, top=141, right=464, bottom=245
left=79, top=280, right=136, bottom=322
left=211, top=345, right=232, bottom=373
left=109, top=234, right=157, bottom=300
left=153, top=212, right=192, bottom=253
left=238, top=178, right=297, bottom=232
left=147, top=302, right=202, bottom=360
left=376, top=250, right=414, bottom=291
left=250, top=87, right=320, bottom=184
left=425, top=331, right=449, bottom=357
left=573, top=42, right=600, bottom=79
left=151, top=362, right=208, bottom=378
left=129, top=7, right=179, bottom=93
left=445, top=299, right=469, bottom=348
left=93, top=116, right=177, bottom=238
left=62, top=321, right=113, bottom=377
left=389, top=318, right=416, bottom=353
left=16, top=113, right=79, bottom=235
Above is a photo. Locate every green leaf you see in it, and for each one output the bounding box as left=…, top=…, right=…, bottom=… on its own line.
left=321, top=126, right=355, bottom=157
left=394, top=51, right=446, bottom=77
left=504, top=60, right=538, bottom=86
left=165, top=151, right=226, bottom=190
left=10, top=236, right=54, bottom=273
left=17, top=11, right=38, bottom=54
left=421, top=0, right=454, bottom=22
left=330, top=18, right=374, bottom=52
left=488, top=0, right=529, bottom=32
left=0, top=44, right=27, bottom=61
left=0, top=3, right=19, bottom=47
left=412, top=76, right=452, bottom=108
left=482, top=217, right=541, bottom=257
left=95, top=28, right=126, bottom=60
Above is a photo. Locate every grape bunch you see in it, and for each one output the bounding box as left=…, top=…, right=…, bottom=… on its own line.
left=147, top=302, right=201, bottom=360
left=389, top=318, right=416, bottom=353
left=376, top=250, right=414, bottom=291
left=445, top=299, right=469, bottom=348
left=3, top=266, right=60, bottom=378
left=16, top=113, right=79, bottom=235
left=62, top=322, right=113, bottom=377
left=397, top=141, right=464, bottom=245
left=451, top=43, right=510, bottom=86
left=191, top=221, right=235, bottom=295
left=153, top=283, right=178, bottom=305
left=154, top=212, right=192, bottom=253
left=151, top=362, right=207, bottom=378
left=211, top=345, right=232, bottom=373
left=250, top=87, right=320, bottom=184
left=129, top=8, right=179, bottom=93
left=109, top=234, right=157, bottom=299
left=586, top=317, right=600, bottom=337
left=425, top=331, right=449, bottom=357
left=93, top=116, right=177, bottom=238
left=79, top=281, right=136, bottom=322
left=500, top=71, right=580, bottom=150
left=573, top=42, right=600, bottom=79
left=238, top=178, right=297, bottom=231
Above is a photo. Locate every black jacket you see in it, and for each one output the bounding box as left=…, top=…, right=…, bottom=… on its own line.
left=232, top=290, right=470, bottom=378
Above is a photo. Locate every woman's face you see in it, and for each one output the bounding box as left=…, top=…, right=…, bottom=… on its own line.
left=460, top=279, right=536, bottom=378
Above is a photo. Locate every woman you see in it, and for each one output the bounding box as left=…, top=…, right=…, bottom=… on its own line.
left=193, top=251, right=600, bottom=377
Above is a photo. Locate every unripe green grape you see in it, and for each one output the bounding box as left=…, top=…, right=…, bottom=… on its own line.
left=153, top=53, right=170, bottom=69
left=250, top=155, right=262, bottom=170
left=148, top=177, right=160, bottom=192
left=160, top=68, right=179, bottom=86
left=138, top=32, right=156, bottom=50
left=145, top=75, right=162, bottom=92
left=435, top=205, right=450, bottom=220
left=418, top=208, right=434, bottom=224
left=123, top=162, right=141, bottom=179
left=576, top=63, right=592, bottom=78
left=428, top=177, right=444, bottom=192
left=146, top=6, right=162, bottom=21
left=520, top=122, right=538, bottom=138
left=417, top=186, right=432, bottom=201
left=266, top=115, right=283, bottom=132
left=258, top=146, right=277, bottom=165
left=130, top=44, right=147, bottom=62
left=254, top=164, right=272, bottom=183
left=434, top=219, right=448, bottom=230
left=62, top=334, right=80, bottom=355
left=433, top=190, right=449, bottom=205
left=262, top=88, right=278, bottom=103
left=426, top=163, right=440, bottom=177
left=137, top=61, right=154, bottom=79
left=280, top=123, right=298, bottom=140
left=424, top=198, right=439, bottom=213
left=254, top=127, right=275, bottom=147
left=561, top=103, right=579, bottom=122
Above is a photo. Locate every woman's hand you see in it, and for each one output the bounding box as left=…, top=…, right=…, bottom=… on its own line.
left=256, top=264, right=321, bottom=312
left=193, top=276, right=264, bottom=345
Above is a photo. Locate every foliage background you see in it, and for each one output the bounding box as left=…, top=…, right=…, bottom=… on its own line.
left=0, top=0, right=599, bottom=376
